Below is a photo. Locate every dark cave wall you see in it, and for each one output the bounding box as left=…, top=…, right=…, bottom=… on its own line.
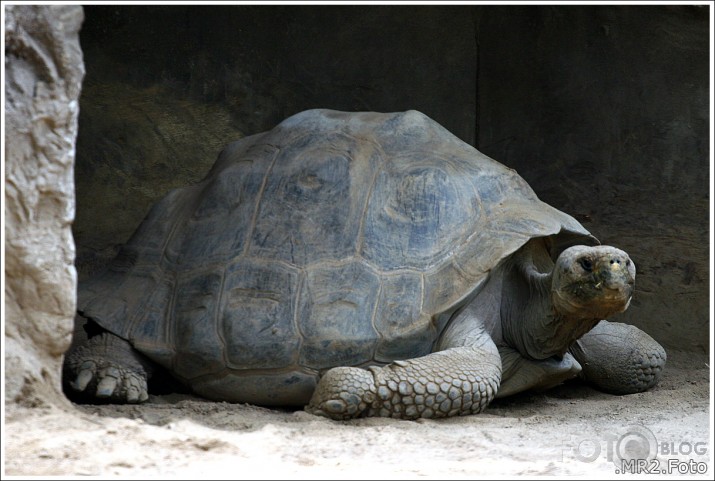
left=74, top=5, right=710, bottom=352
left=73, top=5, right=477, bottom=275
left=474, top=6, right=710, bottom=352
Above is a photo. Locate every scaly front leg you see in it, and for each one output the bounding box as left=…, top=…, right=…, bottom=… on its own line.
left=306, top=343, right=502, bottom=420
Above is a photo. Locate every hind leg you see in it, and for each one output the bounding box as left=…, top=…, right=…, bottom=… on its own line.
left=569, top=320, right=666, bottom=394
left=63, top=331, right=154, bottom=403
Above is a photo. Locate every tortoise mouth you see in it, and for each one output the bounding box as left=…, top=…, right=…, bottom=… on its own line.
left=554, top=280, right=633, bottom=318
left=595, top=282, right=634, bottom=302
left=589, top=292, right=632, bottom=314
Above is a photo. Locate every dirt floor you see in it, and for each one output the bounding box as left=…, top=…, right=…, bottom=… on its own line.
left=3, top=349, right=712, bottom=478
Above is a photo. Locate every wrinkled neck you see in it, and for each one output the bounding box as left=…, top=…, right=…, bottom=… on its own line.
left=501, top=241, right=599, bottom=360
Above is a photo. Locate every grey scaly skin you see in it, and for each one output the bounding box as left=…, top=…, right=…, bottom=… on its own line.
left=570, top=320, right=666, bottom=394
left=307, top=341, right=502, bottom=420
left=306, top=240, right=665, bottom=420
left=63, top=332, right=153, bottom=403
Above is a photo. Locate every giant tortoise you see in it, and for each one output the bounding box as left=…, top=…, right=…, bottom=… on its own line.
left=64, top=109, right=666, bottom=420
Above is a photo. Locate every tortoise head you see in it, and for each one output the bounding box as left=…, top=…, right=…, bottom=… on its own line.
left=551, top=245, right=636, bottom=321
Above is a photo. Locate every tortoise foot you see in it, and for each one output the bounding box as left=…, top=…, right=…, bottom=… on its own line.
left=305, top=367, right=376, bottom=420
left=570, top=320, right=667, bottom=394
left=63, top=333, right=151, bottom=404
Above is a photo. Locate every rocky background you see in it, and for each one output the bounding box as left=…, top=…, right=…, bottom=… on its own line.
left=4, top=3, right=710, bottom=410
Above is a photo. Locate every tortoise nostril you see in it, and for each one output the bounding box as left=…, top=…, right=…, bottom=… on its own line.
left=610, top=259, right=621, bottom=265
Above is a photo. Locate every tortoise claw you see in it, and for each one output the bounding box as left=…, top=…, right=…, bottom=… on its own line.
left=306, top=367, right=375, bottom=420
left=126, top=385, right=140, bottom=403
left=96, top=367, right=120, bottom=397
left=71, top=361, right=96, bottom=391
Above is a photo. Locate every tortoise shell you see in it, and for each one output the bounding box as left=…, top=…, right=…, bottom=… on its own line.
left=79, top=109, right=594, bottom=403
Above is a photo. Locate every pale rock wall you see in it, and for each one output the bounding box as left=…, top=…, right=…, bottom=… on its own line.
left=4, top=5, right=84, bottom=406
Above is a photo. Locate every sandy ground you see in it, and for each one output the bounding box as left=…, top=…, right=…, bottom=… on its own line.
left=3, top=349, right=712, bottom=479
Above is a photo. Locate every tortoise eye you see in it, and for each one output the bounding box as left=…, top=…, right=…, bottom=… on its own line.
left=578, top=258, right=593, bottom=272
